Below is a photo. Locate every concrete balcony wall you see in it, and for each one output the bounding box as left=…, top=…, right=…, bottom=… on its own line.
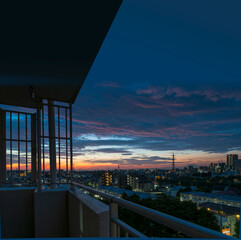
left=34, top=189, right=69, bottom=238
left=68, top=189, right=109, bottom=237
left=0, top=188, right=35, bottom=238
left=34, top=188, right=110, bottom=238
left=0, top=187, right=109, bottom=238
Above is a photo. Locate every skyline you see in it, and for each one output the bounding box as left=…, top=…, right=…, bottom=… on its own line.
left=2, top=156, right=231, bottom=171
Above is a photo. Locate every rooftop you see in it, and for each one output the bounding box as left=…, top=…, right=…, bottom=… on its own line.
left=199, top=202, right=240, bottom=216
left=97, top=186, right=157, bottom=199
left=181, top=192, right=241, bottom=204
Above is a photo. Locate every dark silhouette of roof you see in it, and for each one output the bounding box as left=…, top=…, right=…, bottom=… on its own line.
left=0, top=1, right=123, bottom=108
left=212, top=185, right=227, bottom=191
left=199, top=202, right=240, bottom=216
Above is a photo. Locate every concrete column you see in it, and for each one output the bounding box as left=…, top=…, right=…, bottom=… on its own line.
left=37, top=108, right=42, bottom=190
left=69, top=104, right=74, bottom=188
left=110, top=201, right=118, bottom=237
left=0, top=109, right=6, bottom=184
left=48, top=100, right=57, bottom=188
left=31, top=113, right=37, bottom=184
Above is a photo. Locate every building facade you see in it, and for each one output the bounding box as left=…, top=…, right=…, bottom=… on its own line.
left=101, top=171, right=113, bottom=186
left=180, top=192, right=241, bottom=208
left=227, top=154, right=238, bottom=170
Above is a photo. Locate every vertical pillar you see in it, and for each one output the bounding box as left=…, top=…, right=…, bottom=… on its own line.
left=65, top=108, right=68, bottom=183
left=37, top=108, right=42, bottom=190
left=69, top=104, right=73, bottom=185
left=48, top=100, right=57, bottom=188
left=17, top=113, right=20, bottom=182
left=31, top=113, right=37, bottom=184
left=0, top=109, right=6, bottom=184
left=110, top=201, right=118, bottom=237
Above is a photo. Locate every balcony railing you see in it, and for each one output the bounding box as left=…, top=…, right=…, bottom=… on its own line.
left=71, top=182, right=235, bottom=239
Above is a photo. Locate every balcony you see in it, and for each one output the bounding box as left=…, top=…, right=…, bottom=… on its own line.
left=0, top=2, right=239, bottom=239
left=0, top=83, right=237, bottom=240
left=0, top=182, right=236, bottom=239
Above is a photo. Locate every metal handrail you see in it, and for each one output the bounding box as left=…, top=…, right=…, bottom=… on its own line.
left=0, top=213, right=1, bottom=239
left=112, top=217, right=147, bottom=238
left=71, top=182, right=235, bottom=239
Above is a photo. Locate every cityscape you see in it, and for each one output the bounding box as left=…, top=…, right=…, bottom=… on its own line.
left=75, top=154, right=241, bottom=237
left=0, top=1, right=241, bottom=240
left=5, top=153, right=241, bottom=237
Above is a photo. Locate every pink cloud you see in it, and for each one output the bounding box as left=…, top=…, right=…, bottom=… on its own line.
left=136, top=85, right=241, bottom=102
left=97, top=82, right=121, bottom=88
left=72, top=117, right=230, bottom=139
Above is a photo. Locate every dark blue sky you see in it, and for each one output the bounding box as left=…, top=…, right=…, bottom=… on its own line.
left=71, top=0, right=241, bottom=169
left=2, top=1, right=240, bottom=170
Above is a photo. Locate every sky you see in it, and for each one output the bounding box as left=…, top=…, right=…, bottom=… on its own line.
left=1, top=0, right=241, bottom=171
left=71, top=0, right=241, bottom=170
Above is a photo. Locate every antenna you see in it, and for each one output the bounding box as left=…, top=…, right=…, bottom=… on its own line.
left=172, top=153, right=175, bottom=170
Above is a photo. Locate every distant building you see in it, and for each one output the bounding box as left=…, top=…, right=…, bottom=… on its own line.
left=126, top=174, right=152, bottom=192
left=166, top=186, right=197, bottom=198
left=198, top=166, right=209, bottom=174
left=198, top=202, right=240, bottom=237
left=118, top=174, right=127, bottom=188
left=155, top=175, right=160, bottom=181
left=101, top=171, right=113, bottom=186
left=214, top=163, right=226, bottom=173
left=180, top=192, right=241, bottom=208
left=188, top=166, right=194, bottom=174
left=210, top=162, right=216, bottom=171
left=142, top=182, right=153, bottom=192
left=227, top=154, right=238, bottom=170
left=97, top=186, right=156, bottom=200
left=234, top=159, right=241, bottom=171
left=153, top=181, right=159, bottom=190
left=212, top=185, right=228, bottom=193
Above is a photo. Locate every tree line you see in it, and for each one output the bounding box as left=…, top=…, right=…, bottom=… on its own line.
left=119, top=192, right=219, bottom=237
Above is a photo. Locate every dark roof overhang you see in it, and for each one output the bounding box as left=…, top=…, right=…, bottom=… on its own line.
left=0, top=0, right=123, bottom=108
